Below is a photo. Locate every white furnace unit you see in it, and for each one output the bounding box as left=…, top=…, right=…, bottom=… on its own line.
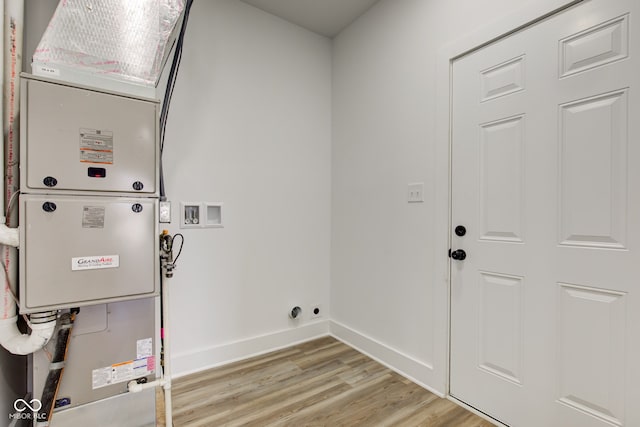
left=19, top=75, right=160, bottom=312
left=20, top=74, right=161, bottom=425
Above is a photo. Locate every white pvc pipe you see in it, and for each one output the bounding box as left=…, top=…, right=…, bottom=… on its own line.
left=0, top=224, right=18, bottom=247
left=1, top=0, right=22, bottom=322
left=127, top=274, right=173, bottom=426
left=127, top=378, right=167, bottom=393
left=0, top=0, right=8, bottom=323
left=163, top=273, right=173, bottom=426
left=0, top=0, right=55, bottom=354
left=0, top=316, right=55, bottom=355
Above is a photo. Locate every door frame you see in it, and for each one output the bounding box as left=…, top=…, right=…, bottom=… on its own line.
left=432, top=0, right=584, bottom=415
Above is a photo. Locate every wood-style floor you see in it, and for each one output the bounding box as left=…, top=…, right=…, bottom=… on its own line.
left=158, top=336, right=495, bottom=426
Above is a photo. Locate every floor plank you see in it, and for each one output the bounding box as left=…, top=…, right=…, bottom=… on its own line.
left=157, top=337, right=495, bottom=426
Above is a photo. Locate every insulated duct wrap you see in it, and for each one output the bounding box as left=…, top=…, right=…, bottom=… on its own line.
left=32, top=0, right=184, bottom=87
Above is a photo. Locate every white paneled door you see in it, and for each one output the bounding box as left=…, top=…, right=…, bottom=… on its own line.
left=450, top=1, right=640, bottom=426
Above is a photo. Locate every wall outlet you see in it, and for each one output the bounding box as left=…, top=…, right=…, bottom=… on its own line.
left=310, top=304, right=323, bottom=319
left=407, top=183, right=424, bottom=203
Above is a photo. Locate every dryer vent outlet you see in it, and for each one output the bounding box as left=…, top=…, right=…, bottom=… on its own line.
left=289, top=306, right=302, bottom=320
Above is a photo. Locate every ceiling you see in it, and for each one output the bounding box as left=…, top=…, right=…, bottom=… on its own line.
left=238, top=0, right=380, bottom=38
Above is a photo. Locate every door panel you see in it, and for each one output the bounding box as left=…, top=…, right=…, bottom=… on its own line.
left=559, top=14, right=629, bottom=78
left=557, top=283, right=626, bottom=426
left=479, top=115, right=525, bottom=242
left=450, top=1, right=639, bottom=426
left=559, top=89, right=628, bottom=249
left=477, top=271, right=524, bottom=386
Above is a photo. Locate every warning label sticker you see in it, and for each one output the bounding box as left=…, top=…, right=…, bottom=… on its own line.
left=92, top=367, right=112, bottom=389
left=80, top=128, right=114, bottom=164
left=92, top=356, right=156, bottom=390
left=71, top=255, right=119, bottom=271
left=137, top=338, right=153, bottom=359
left=82, top=206, right=105, bottom=228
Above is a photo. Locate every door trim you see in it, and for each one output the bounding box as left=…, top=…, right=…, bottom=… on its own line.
left=432, top=0, right=585, bottom=396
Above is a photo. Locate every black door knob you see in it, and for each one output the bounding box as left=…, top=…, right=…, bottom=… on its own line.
left=43, top=176, right=58, bottom=187
left=451, top=249, right=466, bottom=261
left=42, top=202, right=57, bottom=213
left=455, top=225, right=466, bottom=236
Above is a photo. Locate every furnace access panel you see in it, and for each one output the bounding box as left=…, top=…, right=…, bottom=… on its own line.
left=33, top=299, right=158, bottom=418
left=19, top=195, right=159, bottom=313
left=20, top=75, right=159, bottom=196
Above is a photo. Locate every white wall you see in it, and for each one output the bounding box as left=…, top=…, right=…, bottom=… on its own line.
left=162, top=0, right=332, bottom=375
left=331, top=0, right=573, bottom=393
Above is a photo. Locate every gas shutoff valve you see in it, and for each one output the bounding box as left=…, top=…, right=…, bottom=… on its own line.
left=160, top=231, right=182, bottom=278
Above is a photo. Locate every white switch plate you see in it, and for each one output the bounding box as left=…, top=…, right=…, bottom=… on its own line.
left=408, top=183, right=424, bottom=203
left=159, top=201, right=171, bottom=223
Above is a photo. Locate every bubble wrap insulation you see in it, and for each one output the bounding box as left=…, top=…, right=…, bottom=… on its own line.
left=33, top=0, right=185, bottom=86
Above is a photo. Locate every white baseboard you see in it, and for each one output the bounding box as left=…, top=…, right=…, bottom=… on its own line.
left=171, top=319, right=445, bottom=400
left=329, top=320, right=445, bottom=398
left=172, top=320, right=330, bottom=378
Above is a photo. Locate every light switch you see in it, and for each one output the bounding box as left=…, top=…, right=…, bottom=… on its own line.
left=407, top=183, right=424, bottom=203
